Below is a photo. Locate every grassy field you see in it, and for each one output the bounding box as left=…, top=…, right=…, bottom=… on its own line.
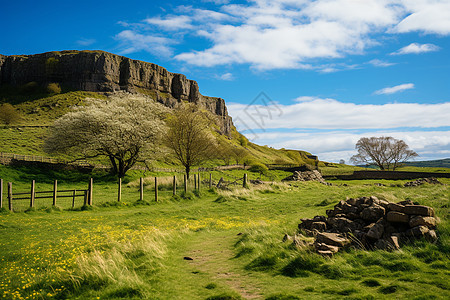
left=0, top=165, right=449, bottom=299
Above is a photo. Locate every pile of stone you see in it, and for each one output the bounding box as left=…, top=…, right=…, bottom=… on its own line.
left=298, top=196, right=438, bottom=256
left=404, top=177, right=442, bottom=187
left=282, top=170, right=329, bottom=185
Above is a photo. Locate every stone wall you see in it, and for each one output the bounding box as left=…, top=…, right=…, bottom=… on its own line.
left=324, top=170, right=450, bottom=180
left=0, top=50, right=232, bottom=134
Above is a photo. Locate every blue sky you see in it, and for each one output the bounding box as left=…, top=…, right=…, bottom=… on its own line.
left=1, top=0, right=449, bottom=163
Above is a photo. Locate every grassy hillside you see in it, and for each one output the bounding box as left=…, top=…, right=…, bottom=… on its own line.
left=0, top=90, right=317, bottom=167
left=404, top=158, right=450, bottom=169
left=0, top=165, right=448, bottom=299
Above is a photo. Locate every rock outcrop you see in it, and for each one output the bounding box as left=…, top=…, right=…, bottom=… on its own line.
left=299, top=196, right=439, bottom=255
left=0, top=50, right=232, bottom=134
left=404, top=177, right=442, bottom=187
left=282, top=170, right=330, bottom=185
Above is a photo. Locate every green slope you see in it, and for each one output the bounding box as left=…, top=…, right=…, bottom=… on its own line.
left=0, top=90, right=317, bottom=167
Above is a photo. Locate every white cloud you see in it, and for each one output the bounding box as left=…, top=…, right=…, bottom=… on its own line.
left=115, top=0, right=450, bottom=70
left=76, top=38, right=96, bottom=46
left=144, top=15, right=193, bottom=31
left=368, top=59, right=396, bottom=67
left=374, top=83, right=415, bottom=95
left=391, top=43, right=441, bottom=55
left=393, top=0, right=450, bottom=35
left=115, top=30, right=176, bottom=57
left=293, top=96, right=316, bottom=102
left=217, top=72, right=234, bottom=80
left=227, top=97, right=450, bottom=131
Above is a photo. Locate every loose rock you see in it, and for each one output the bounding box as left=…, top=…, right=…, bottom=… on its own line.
left=298, top=196, right=440, bottom=256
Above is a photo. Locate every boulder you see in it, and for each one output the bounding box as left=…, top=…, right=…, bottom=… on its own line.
left=346, top=198, right=357, bottom=206
left=366, top=222, right=384, bottom=240
left=404, top=205, right=435, bottom=217
left=375, top=236, right=400, bottom=251
left=310, top=222, right=327, bottom=232
left=406, top=226, right=430, bottom=238
left=387, top=203, right=405, bottom=213
left=361, top=205, right=385, bottom=222
left=409, top=216, right=437, bottom=228
left=315, top=242, right=340, bottom=253
left=327, top=217, right=354, bottom=232
left=386, top=211, right=409, bottom=223
left=316, top=232, right=350, bottom=248
left=425, top=230, right=438, bottom=243
left=313, top=215, right=327, bottom=223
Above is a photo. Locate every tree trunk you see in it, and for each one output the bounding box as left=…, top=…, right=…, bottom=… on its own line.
left=118, top=159, right=126, bottom=179
left=186, top=165, right=190, bottom=180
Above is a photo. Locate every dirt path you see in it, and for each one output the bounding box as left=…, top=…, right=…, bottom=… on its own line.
left=184, top=231, right=263, bottom=299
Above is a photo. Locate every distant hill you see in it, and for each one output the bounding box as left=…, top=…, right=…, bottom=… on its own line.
left=404, top=158, right=450, bottom=168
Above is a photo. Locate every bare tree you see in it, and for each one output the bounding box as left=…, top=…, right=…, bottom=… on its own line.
left=350, top=136, right=418, bottom=170
left=45, top=94, right=167, bottom=178
left=164, top=104, right=216, bottom=179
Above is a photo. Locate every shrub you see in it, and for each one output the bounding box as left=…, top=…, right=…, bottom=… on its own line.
left=0, top=103, right=21, bottom=125
left=46, top=82, right=61, bottom=94
left=238, top=134, right=248, bottom=147
left=249, top=163, right=268, bottom=175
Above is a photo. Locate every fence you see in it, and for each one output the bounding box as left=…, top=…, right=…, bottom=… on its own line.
left=0, top=178, right=93, bottom=212
left=1, top=152, right=247, bottom=173
left=0, top=152, right=93, bottom=167
left=323, top=170, right=450, bottom=180
left=0, top=174, right=249, bottom=212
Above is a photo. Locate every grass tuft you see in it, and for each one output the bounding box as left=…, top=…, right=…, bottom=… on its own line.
left=281, top=252, right=324, bottom=277
left=361, top=279, right=382, bottom=287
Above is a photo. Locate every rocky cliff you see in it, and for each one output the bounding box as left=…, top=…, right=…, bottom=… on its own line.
left=0, top=50, right=232, bottom=134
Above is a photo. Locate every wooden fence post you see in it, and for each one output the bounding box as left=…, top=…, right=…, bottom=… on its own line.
left=243, top=173, right=248, bottom=188
left=184, top=174, right=187, bottom=193
left=173, top=175, right=176, bottom=196
left=84, top=190, right=88, bottom=206
left=209, top=173, right=212, bottom=189
left=198, top=173, right=201, bottom=191
left=155, top=177, right=158, bottom=202
left=72, top=190, right=76, bottom=209
left=8, top=182, right=12, bottom=211
left=140, top=177, right=144, bottom=201
left=88, top=178, right=93, bottom=205
left=0, top=179, right=3, bottom=209
left=53, top=180, right=57, bottom=207
left=194, top=174, right=197, bottom=190
left=117, top=178, right=122, bottom=202
left=30, top=180, right=35, bottom=208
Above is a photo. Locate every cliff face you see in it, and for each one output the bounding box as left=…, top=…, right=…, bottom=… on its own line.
left=0, top=50, right=232, bottom=134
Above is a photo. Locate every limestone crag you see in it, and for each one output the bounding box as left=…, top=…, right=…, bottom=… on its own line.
left=0, top=50, right=232, bottom=134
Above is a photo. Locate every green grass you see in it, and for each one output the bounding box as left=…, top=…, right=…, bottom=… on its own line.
left=0, top=165, right=449, bottom=299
